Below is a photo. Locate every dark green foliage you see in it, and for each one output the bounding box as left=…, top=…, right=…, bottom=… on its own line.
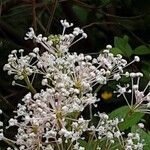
left=114, top=35, right=133, bottom=57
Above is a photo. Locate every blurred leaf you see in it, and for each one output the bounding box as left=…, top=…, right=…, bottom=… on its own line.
left=134, top=45, right=150, bottom=55
left=78, top=139, right=87, bottom=147
left=114, top=35, right=133, bottom=57
left=79, top=139, right=97, bottom=150
left=1, top=0, right=10, bottom=3
left=141, top=61, right=150, bottom=79
left=2, top=4, right=31, bottom=18
left=101, top=0, right=110, bottom=5
left=124, top=0, right=132, bottom=6
left=0, top=146, right=7, bottom=150
left=72, top=6, right=88, bottom=23
left=43, top=0, right=52, bottom=3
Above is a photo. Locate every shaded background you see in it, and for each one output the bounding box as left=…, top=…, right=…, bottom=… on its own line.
left=0, top=0, right=150, bottom=148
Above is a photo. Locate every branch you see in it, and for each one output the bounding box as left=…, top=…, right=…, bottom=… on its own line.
left=0, top=95, right=15, bottom=110
left=45, top=0, right=58, bottom=35
left=61, top=0, right=110, bottom=10
left=32, top=0, right=37, bottom=31
left=82, top=21, right=150, bottom=48
left=59, top=0, right=145, bottom=20
left=98, top=9, right=146, bottom=20
left=0, top=20, right=34, bottom=50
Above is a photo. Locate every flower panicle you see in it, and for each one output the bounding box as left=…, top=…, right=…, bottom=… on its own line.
left=1, top=20, right=147, bottom=150
left=114, top=72, right=150, bottom=112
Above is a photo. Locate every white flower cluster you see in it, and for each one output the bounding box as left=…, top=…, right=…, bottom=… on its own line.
left=0, top=91, right=143, bottom=150
left=1, top=103, right=143, bottom=150
left=125, top=133, right=144, bottom=150
left=3, top=49, right=36, bottom=80
left=114, top=72, right=150, bottom=113
left=1, top=20, right=145, bottom=150
left=25, top=19, right=87, bottom=55
left=3, top=20, right=140, bottom=103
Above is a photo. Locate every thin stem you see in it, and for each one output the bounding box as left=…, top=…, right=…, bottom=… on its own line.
left=67, top=141, right=73, bottom=150
left=0, top=95, right=15, bottom=110
left=13, top=82, right=27, bottom=88
left=105, top=139, right=109, bottom=149
left=69, top=36, right=84, bottom=47
left=116, top=125, right=125, bottom=148
left=88, top=132, right=96, bottom=148
left=122, top=93, right=132, bottom=109
left=24, top=74, right=37, bottom=94
left=137, top=77, right=140, bottom=86
left=93, top=85, right=103, bottom=94
left=131, top=77, right=134, bottom=107
left=3, top=137, right=17, bottom=149
left=36, top=17, right=46, bottom=32
left=90, top=104, right=93, bottom=121
left=31, top=72, right=36, bottom=84
left=133, top=99, right=144, bottom=110
left=143, top=81, right=150, bottom=93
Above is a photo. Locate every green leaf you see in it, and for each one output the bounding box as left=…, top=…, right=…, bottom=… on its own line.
left=87, top=141, right=97, bottom=150
left=114, top=36, right=133, bottom=57
left=131, top=125, right=150, bottom=150
left=111, top=47, right=125, bottom=55
left=141, top=61, right=150, bottom=79
left=134, top=45, right=150, bottom=55
left=78, top=139, right=97, bottom=150
left=136, top=45, right=150, bottom=54
left=109, top=106, right=129, bottom=119
left=109, top=106, right=144, bottom=131
left=78, top=139, right=88, bottom=148
left=119, top=111, right=144, bottom=131
left=123, top=35, right=129, bottom=42
left=142, top=69, right=150, bottom=79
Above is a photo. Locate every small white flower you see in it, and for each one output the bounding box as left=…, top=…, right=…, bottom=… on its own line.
left=134, top=56, right=140, bottom=62
left=136, top=72, right=143, bottom=77
left=106, top=131, right=113, bottom=139
left=0, top=121, right=3, bottom=126
left=106, top=45, right=112, bottom=49
left=114, top=131, right=121, bottom=138
left=7, top=148, right=13, bottom=150
left=0, top=132, right=4, bottom=140
left=25, top=27, right=35, bottom=40
left=113, top=73, right=121, bottom=80
left=114, top=84, right=131, bottom=97
left=147, top=102, right=150, bottom=108
left=146, top=93, right=150, bottom=101
left=42, top=79, right=48, bottom=86
left=79, top=147, right=85, bottom=150
left=133, top=84, right=139, bottom=90
left=138, top=123, right=144, bottom=128
left=9, top=118, right=18, bottom=126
